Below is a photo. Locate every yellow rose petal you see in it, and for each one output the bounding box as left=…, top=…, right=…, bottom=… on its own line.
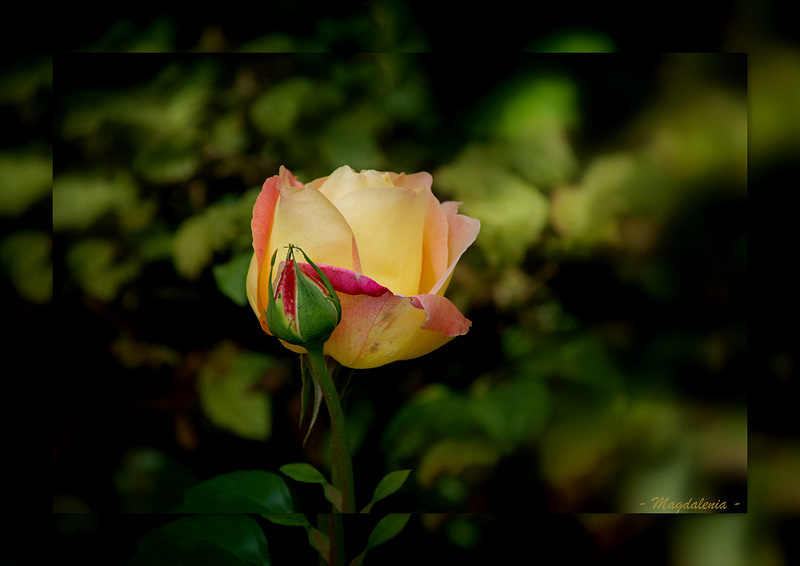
left=332, top=185, right=428, bottom=296
left=245, top=251, right=259, bottom=319
left=311, top=165, right=361, bottom=202
left=266, top=184, right=358, bottom=272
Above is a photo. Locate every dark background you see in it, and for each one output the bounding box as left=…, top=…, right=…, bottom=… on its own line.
left=1, top=1, right=789, bottom=564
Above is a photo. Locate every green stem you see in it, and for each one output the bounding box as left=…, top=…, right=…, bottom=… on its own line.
left=328, top=513, right=346, bottom=566
left=316, top=514, right=345, bottom=566
left=305, top=346, right=356, bottom=514
left=316, top=514, right=327, bottom=566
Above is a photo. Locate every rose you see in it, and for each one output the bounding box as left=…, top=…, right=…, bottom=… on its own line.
left=246, top=165, right=480, bottom=369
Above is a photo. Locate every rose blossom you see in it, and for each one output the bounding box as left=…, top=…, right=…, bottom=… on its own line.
left=246, top=165, right=480, bottom=369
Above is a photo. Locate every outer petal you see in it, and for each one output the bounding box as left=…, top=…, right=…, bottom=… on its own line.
left=388, top=171, right=433, bottom=192
left=410, top=294, right=472, bottom=335
left=251, top=167, right=303, bottom=328
left=246, top=251, right=260, bottom=319
left=252, top=166, right=302, bottom=276
left=429, top=201, right=481, bottom=296
left=418, top=186, right=449, bottom=295
left=386, top=171, right=449, bottom=295
left=298, top=264, right=471, bottom=369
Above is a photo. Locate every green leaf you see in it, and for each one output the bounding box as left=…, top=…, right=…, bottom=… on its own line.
left=173, top=214, right=215, bottom=280
left=471, top=376, right=551, bottom=451
left=0, top=230, right=52, bottom=304
left=249, top=77, right=315, bottom=136
left=306, top=525, right=331, bottom=561
left=136, top=514, right=270, bottom=566
left=381, top=384, right=485, bottom=470
left=350, top=514, right=412, bottom=566
left=279, top=463, right=328, bottom=484
left=134, top=140, right=201, bottom=184
left=417, top=440, right=500, bottom=491
left=197, top=343, right=274, bottom=442
left=0, top=150, right=51, bottom=217
left=53, top=172, right=141, bottom=232
left=213, top=252, right=253, bottom=306
left=280, top=463, right=343, bottom=511
left=65, top=238, right=140, bottom=303
left=549, top=153, right=637, bottom=248
left=173, top=193, right=255, bottom=281
left=261, top=513, right=311, bottom=528
left=176, top=470, right=293, bottom=514
left=366, top=514, right=412, bottom=552
left=361, top=470, right=411, bottom=513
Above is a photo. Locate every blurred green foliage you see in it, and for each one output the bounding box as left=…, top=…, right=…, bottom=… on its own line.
left=50, top=53, right=749, bottom=507
left=36, top=10, right=798, bottom=564
left=1, top=57, right=51, bottom=306
left=197, top=341, right=275, bottom=442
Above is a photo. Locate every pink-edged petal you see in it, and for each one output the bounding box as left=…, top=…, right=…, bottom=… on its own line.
left=429, top=201, right=481, bottom=296
left=418, top=188, right=450, bottom=294
left=251, top=167, right=304, bottom=329
left=294, top=265, right=471, bottom=369
left=251, top=166, right=302, bottom=275
left=388, top=171, right=433, bottom=192
left=298, top=262, right=388, bottom=297
left=409, top=294, right=472, bottom=336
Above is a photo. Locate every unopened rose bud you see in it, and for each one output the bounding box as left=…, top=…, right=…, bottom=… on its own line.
left=265, top=244, right=342, bottom=348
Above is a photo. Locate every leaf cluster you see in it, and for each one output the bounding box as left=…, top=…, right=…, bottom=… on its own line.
left=133, top=467, right=412, bottom=565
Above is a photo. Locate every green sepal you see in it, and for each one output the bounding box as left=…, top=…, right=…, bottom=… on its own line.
left=265, top=249, right=295, bottom=343
left=294, top=245, right=342, bottom=326
left=265, top=245, right=342, bottom=349
left=299, top=355, right=324, bottom=446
